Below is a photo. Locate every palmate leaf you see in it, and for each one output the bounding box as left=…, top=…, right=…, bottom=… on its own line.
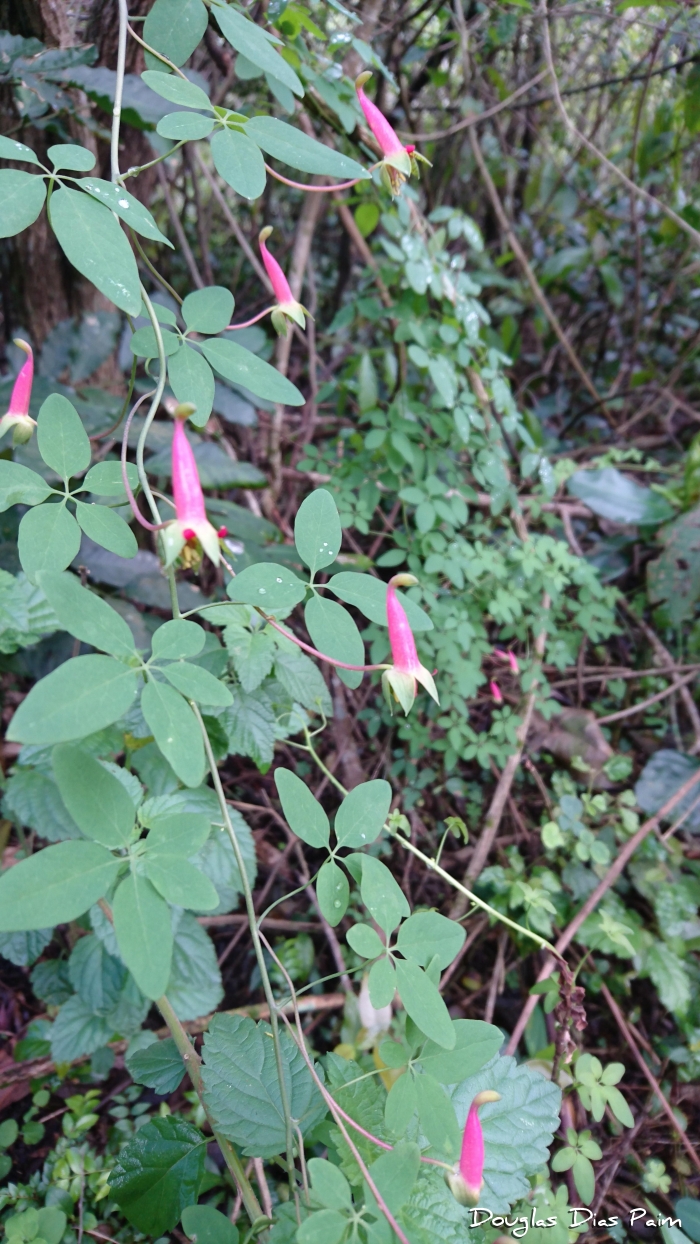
left=201, top=1013, right=325, bottom=1157
left=449, top=1054, right=562, bottom=1213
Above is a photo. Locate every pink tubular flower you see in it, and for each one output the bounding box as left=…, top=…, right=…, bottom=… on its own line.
left=259, top=227, right=308, bottom=337
left=446, top=1090, right=501, bottom=1207
left=489, top=680, right=503, bottom=704
left=494, top=648, right=520, bottom=675
left=161, top=404, right=224, bottom=568
left=355, top=72, right=430, bottom=196
left=382, top=573, right=439, bottom=715
left=0, top=340, right=36, bottom=445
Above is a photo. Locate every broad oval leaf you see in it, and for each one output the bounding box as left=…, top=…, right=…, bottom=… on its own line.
left=17, top=503, right=82, bottom=582
left=48, top=143, right=95, bottom=171
left=37, top=570, right=136, bottom=658
left=274, top=766, right=330, bottom=848
left=418, top=1020, right=504, bottom=1085
left=52, top=744, right=136, bottom=848
left=80, top=178, right=172, bottom=247
left=82, top=460, right=139, bottom=497
left=346, top=922, right=385, bottom=959
left=157, top=111, right=214, bottom=140
left=181, top=1204, right=239, bottom=1244
left=126, top=1036, right=186, bottom=1096
left=396, top=912, right=466, bottom=970
left=334, top=779, right=392, bottom=848
left=168, top=343, right=216, bottom=426
left=0, top=170, right=46, bottom=238
left=568, top=467, right=675, bottom=526
left=182, top=285, right=235, bottom=335
left=162, top=661, right=233, bottom=707
left=327, top=572, right=433, bottom=631
left=49, top=187, right=141, bottom=315
left=75, top=500, right=138, bottom=558
left=201, top=338, right=304, bottom=406
left=109, top=1115, right=205, bottom=1236
left=394, top=958, right=456, bottom=1049
left=0, top=840, right=121, bottom=931
left=0, top=136, right=40, bottom=165
left=143, top=0, right=209, bottom=67
left=141, top=69, right=212, bottom=110
left=304, top=594, right=364, bottom=691
left=113, top=872, right=173, bottom=999
left=369, top=956, right=397, bottom=1008
left=37, top=392, right=90, bottom=479
left=356, top=853, right=409, bottom=934
left=307, top=1158, right=353, bottom=1211
left=294, top=488, right=342, bottom=575
left=144, top=853, right=219, bottom=911
left=315, top=859, right=349, bottom=926
left=0, top=460, right=52, bottom=512
left=130, top=325, right=181, bottom=358
left=210, top=128, right=266, bottom=201
left=245, top=116, right=368, bottom=180
left=226, top=562, right=307, bottom=611
left=214, top=6, right=303, bottom=97
left=7, top=654, right=138, bottom=743
left=141, top=679, right=206, bottom=788
left=152, top=619, right=206, bottom=660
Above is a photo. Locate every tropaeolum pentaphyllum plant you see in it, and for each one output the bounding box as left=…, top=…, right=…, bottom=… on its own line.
left=0, top=6, right=636, bottom=1243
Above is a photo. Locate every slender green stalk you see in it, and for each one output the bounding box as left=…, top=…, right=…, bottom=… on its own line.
left=135, top=283, right=168, bottom=526
left=191, top=702, right=301, bottom=1218
left=111, top=0, right=128, bottom=183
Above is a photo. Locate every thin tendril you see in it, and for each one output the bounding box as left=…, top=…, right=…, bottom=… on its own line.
left=121, top=391, right=168, bottom=532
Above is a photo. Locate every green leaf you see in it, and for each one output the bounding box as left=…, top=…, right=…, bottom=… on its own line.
left=201, top=338, right=304, bottom=406
left=182, top=286, right=235, bottom=334
left=294, top=489, right=342, bottom=576
left=224, top=688, right=277, bottom=767
left=316, top=859, right=349, bottom=926
left=646, top=942, right=691, bottom=1016
left=153, top=619, right=206, bottom=660
left=113, top=872, right=173, bottom=999
left=305, top=594, right=364, bottom=691
left=80, top=178, right=172, bottom=246
left=354, top=854, right=409, bottom=934
left=109, top=1115, right=206, bottom=1236
left=143, top=0, right=209, bottom=66
left=385, top=1071, right=417, bottom=1135
left=327, top=572, right=433, bottom=631
left=82, top=460, right=139, bottom=497
left=213, top=6, right=303, bottom=97
left=635, top=750, right=700, bottom=830
left=49, top=187, right=141, bottom=316
left=126, top=1036, right=186, bottom=1095
left=297, top=1211, right=347, bottom=1244
left=346, top=922, right=385, bottom=959
left=157, top=111, right=214, bottom=139
left=48, top=143, right=95, bottom=171
left=676, top=1200, right=700, bottom=1244
left=572, top=1153, right=595, bottom=1205
left=307, top=1158, right=352, bottom=1210
left=38, top=392, right=91, bottom=478
left=0, top=136, right=40, bottom=165
left=169, top=343, right=216, bottom=425
left=245, top=117, right=368, bottom=180
left=396, top=912, right=465, bottom=970
left=130, top=325, right=181, bottom=358
left=274, top=766, right=330, bottom=848
left=568, top=467, right=674, bottom=526
left=181, top=1204, right=239, bottom=1244
left=367, top=1142, right=421, bottom=1215
left=53, top=744, right=136, bottom=847
left=202, top=1013, right=325, bottom=1157
left=335, top=780, right=392, bottom=848
left=162, top=661, right=233, bottom=707
left=18, top=502, right=81, bottom=582
left=414, top=1073, right=460, bottom=1160
left=166, top=911, right=224, bottom=1019
left=145, top=812, right=212, bottom=854
left=648, top=506, right=700, bottom=626
left=0, top=461, right=52, bottom=512
left=0, top=170, right=46, bottom=238
left=225, top=626, right=275, bottom=691
left=274, top=649, right=332, bottom=714
left=210, top=128, right=266, bottom=201
left=227, top=562, right=307, bottom=611
left=418, top=1019, right=503, bottom=1084
left=141, top=679, right=206, bottom=788
left=75, top=500, right=137, bottom=558
left=3, top=766, right=81, bottom=843
left=7, top=654, right=138, bottom=743
left=144, top=852, right=219, bottom=911
left=37, top=571, right=136, bottom=658
left=369, top=956, right=396, bottom=1008
left=142, top=69, right=212, bottom=110
left=450, top=1054, right=562, bottom=1213
left=394, top=958, right=455, bottom=1049
left=604, top=1084, right=635, bottom=1128
left=0, top=840, right=121, bottom=931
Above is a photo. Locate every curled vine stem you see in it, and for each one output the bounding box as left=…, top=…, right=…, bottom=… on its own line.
left=120, top=391, right=168, bottom=533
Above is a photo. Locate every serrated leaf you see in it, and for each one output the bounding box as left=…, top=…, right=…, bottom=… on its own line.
left=113, top=872, right=173, bottom=999
left=275, top=766, right=330, bottom=848
left=126, top=1036, right=186, bottom=1095
left=646, top=942, right=691, bottom=1016
left=0, top=840, right=121, bottom=931
left=166, top=911, right=224, bottom=1019
left=0, top=169, right=46, bottom=238
left=210, top=128, right=266, bottom=200
left=37, top=571, right=136, bottom=658
left=202, top=1013, right=325, bottom=1157
left=141, top=679, right=206, bottom=788
left=224, top=687, right=276, bottom=766
left=7, top=654, right=138, bottom=743
left=49, top=187, right=141, bottom=316
left=316, top=859, right=349, bottom=926
left=3, top=765, right=81, bottom=842
left=53, top=744, right=136, bottom=847
left=274, top=648, right=332, bottom=714
left=225, top=625, right=275, bottom=691
left=0, top=928, right=53, bottom=968
left=335, top=780, right=392, bottom=848
left=109, top=1116, right=206, bottom=1236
